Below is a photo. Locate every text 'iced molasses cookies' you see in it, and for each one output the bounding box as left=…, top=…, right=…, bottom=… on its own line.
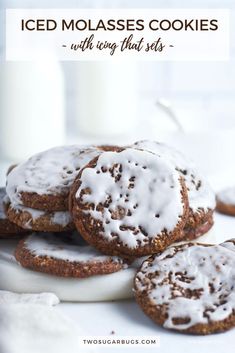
left=15, top=232, right=127, bottom=278
left=70, top=148, right=189, bottom=256
left=6, top=145, right=101, bottom=211
left=132, top=140, right=215, bottom=240
left=0, top=188, right=26, bottom=238
left=134, top=242, right=235, bottom=334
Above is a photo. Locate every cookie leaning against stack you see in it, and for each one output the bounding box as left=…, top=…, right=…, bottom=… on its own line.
left=69, top=147, right=189, bottom=256
left=6, top=145, right=101, bottom=232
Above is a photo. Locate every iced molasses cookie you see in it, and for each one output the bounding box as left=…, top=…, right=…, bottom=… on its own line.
left=15, top=232, right=127, bottom=278
left=6, top=203, right=74, bottom=232
left=0, top=188, right=26, bottom=237
left=134, top=242, right=235, bottom=334
left=70, top=148, right=189, bottom=257
left=6, top=145, right=101, bottom=212
left=216, top=187, right=235, bottom=216
left=133, top=140, right=215, bottom=240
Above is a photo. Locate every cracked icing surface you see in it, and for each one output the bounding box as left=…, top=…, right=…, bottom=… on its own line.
left=75, top=148, right=186, bottom=249
left=132, top=140, right=215, bottom=213
left=135, top=243, right=235, bottom=331
left=6, top=145, right=101, bottom=205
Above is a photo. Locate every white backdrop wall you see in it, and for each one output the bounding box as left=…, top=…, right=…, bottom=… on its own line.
left=0, top=0, right=235, bottom=135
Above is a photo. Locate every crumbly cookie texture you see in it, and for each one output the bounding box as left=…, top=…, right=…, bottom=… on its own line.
left=132, top=140, right=215, bottom=239
left=135, top=242, right=235, bottom=334
left=6, top=145, right=101, bottom=211
left=70, top=148, right=189, bottom=256
left=15, top=232, right=128, bottom=278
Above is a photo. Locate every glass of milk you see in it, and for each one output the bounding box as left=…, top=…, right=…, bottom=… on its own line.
left=0, top=60, right=65, bottom=161
left=75, top=61, right=138, bottom=137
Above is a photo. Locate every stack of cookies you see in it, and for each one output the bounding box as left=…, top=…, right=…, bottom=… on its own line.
left=5, top=141, right=235, bottom=335
left=5, top=145, right=103, bottom=233
left=4, top=141, right=216, bottom=251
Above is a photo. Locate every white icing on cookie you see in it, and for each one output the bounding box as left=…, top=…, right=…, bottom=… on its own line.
left=217, top=187, right=235, bottom=205
left=76, top=148, right=185, bottom=248
left=136, top=243, right=235, bottom=330
left=24, top=232, right=123, bottom=264
left=9, top=204, right=72, bottom=229
left=6, top=145, right=101, bottom=206
left=133, top=140, right=194, bottom=169
left=133, top=140, right=215, bottom=213
left=0, top=188, right=7, bottom=220
left=0, top=239, right=134, bottom=301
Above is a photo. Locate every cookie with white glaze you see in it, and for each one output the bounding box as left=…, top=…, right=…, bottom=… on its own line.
left=6, top=145, right=101, bottom=212
left=6, top=202, right=74, bottom=232
left=0, top=188, right=27, bottom=238
left=132, top=140, right=215, bottom=240
left=70, top=148, right=189, bottom=257
left=134, top=242, right=235, bottom=334
left=216, top=187, right=235, bottom=216
left=15, top=232, right=128, bottom=278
